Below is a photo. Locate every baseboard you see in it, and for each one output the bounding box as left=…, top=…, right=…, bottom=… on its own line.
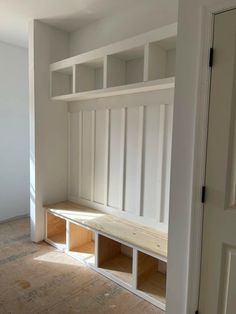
left=0, top=213, right=30, bottom=224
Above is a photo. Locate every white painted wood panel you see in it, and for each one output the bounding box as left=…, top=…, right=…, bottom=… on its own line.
left=94, top=110, right=106, bottom=205
left=81, top=111, right=93, bottom=200
left=108, top=108, right=123, bottom=209
left=142, top=105, right=161, bottom=219
left=124, top=107, right=140, bottom=214
left=68, top=113, right=79, bottom=199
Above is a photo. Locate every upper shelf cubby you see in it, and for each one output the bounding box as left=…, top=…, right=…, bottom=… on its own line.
left=107, top=46, right=144, bottom=88
left=51, top=66, right=73, bottom=97
left=147, top=36, right=176, bottom=81
left=75, top=57, right=104, bottom=92
left=50, top=23, right=177, bottom=101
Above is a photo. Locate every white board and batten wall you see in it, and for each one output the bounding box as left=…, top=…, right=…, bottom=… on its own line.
left=68, top=89, right=174, bottom=231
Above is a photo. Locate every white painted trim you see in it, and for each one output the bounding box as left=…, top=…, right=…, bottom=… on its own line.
left=137, top=106, right=144, bottom=216
left=78, top=112, right=82, bottom=199
left=120, top=107, right=127, bottom=211
left=0, top=213, right=30, bottom=224
left=94, top=232, right=99, bottom=268
left=51, top=77, right=175, bottom=102
left=157, top=104, right=166, bottom=223
left=132, top=248, right=138, bottom=289
left=104, top=109, right=110, bottom=206
left=91, top=110, right=95, bottom=202
left=187, top=1, right=236, bottom=313
left=67, top=113, right=71, bottom=198
left=66, top=220, right=70, bottom=251
left=72, top=64, right=76, bottom=94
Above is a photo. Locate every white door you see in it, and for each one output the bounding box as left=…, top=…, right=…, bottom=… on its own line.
left=199, top=9, right=236, bottom=314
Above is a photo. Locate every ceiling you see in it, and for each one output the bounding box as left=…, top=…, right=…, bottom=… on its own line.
left=0, top=0, right=153, bottom=48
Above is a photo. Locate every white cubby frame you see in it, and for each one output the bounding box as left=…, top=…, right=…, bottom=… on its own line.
left=50, top=23, right=177, bottom=101
left=45, top=209, right=167, bottom=310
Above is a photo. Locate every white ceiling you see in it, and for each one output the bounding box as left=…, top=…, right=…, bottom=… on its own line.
left=0, top=0, right=153, bottom=48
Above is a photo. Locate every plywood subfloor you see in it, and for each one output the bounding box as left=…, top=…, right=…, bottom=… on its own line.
left=0, top=217, right=163, bottom=314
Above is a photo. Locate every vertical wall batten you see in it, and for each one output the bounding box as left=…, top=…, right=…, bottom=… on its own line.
left=72, top=64, right=76, bottom=93
left=157, top=104, right=166, bottom=223
left=67, top=113, right=71, bottom=198
left=78, top=112, right=82, bottom=199
left=91, top=110, right=95, bottom=202
left=137, top=106, right=145, bottom=216
left=104, top=109, right=110, bottom=206
left=121, top=107, right=127, bottom=211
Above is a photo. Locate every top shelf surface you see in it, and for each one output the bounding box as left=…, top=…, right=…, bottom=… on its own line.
left=45, top=201, right=168, bottom=259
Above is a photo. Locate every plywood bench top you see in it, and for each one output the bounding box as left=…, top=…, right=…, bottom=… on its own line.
left=44, top=201, right=168, bottom=259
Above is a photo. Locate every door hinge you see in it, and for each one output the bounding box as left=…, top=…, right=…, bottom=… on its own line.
left=209, top=47, right=214, bottom=67
left=201, top=186, right=206, bottom=204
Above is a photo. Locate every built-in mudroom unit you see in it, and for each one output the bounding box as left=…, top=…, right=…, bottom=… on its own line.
left=29, top=21, right=176, bottom=311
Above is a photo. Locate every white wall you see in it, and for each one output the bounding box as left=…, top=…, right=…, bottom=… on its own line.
left=0, top=41, right=29, bottom=221
left=167, top=0, right=234, bottom=313
left=29, top=21, right=69, bottom=242
left=69, top=0, right=178, bottom=55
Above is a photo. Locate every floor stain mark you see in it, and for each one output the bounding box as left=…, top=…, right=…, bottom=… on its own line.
left=15, top=279, right=31, bottom=289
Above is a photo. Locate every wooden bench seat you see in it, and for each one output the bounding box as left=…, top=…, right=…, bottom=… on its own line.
left=44, top=201, right=168, bottom=310
left=44, top=201, right=168, bottom=259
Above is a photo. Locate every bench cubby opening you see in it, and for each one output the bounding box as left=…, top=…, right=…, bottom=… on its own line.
left=137, top=251, right=166, bottom=304
left=46, top=212, right=66, bottom=248
left=68, top=222, right=95, bottom=265
left=107, top=46, right=144, bottom=88
left=147, top=36, right=176, bottom=81
left=75, top=58, right=104, bottom=92
left=98, top=235, right=133, bottom=285
left=51, top=66, right=73, bottom=97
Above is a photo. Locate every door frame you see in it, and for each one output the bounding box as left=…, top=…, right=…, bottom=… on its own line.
left=188, top=0, right=236, bottom=312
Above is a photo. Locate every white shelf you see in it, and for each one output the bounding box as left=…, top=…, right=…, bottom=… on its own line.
left=51, top=77, right=175, bottom=102
left=50, top=24, right=177, bottom=101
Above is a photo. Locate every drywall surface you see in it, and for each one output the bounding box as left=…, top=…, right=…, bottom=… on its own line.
left=69, top=0, right=178, bottom=55
left=29, top=21, right=69, bottom=242
left=167, top=0, right=229, bottom=313
left=0, top=41, right=29, bottom=221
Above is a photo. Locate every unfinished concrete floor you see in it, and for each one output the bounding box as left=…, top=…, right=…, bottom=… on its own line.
left=0, top=218, right=164, bottom=314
